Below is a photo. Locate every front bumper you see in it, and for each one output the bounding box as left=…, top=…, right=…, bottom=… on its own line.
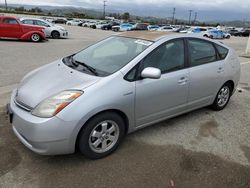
left=59, top=30, right=68, bottom=38
left=8, top=90, right=78, bottom=155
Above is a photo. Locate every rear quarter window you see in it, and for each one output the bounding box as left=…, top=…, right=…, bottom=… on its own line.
left=215, top=44, right=229, bottom=60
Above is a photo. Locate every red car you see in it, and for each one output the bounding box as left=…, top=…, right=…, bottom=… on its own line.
left=0, top=16, right=46, bottom=42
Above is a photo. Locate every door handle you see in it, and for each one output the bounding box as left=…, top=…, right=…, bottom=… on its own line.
left=217, top=67, right=224, bottom=73
left=178, top=77, right=188, bottom=85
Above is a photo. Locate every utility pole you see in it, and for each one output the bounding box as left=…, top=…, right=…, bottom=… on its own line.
left=188, top=10, right=193, bottom=25
left=103, top=1, right=107, bottom=20
left=172, top=8, right=176, bottom=25
left=5, top=0, right=8, bottom=10
left=193, top=12, right=197, bottom=25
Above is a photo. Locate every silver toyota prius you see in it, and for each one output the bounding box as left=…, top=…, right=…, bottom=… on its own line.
left=7, top=31, right=241, bottom=159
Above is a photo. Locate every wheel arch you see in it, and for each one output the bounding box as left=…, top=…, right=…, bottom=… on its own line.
left=74, top=109, right=129, bottom=151
left=51, top=30, right=60, bottom=38
left=224, top=80, right=235, bottom=95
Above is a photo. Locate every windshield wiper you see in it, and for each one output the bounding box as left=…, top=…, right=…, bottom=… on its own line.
left=71, top=58, right=99, bottom=76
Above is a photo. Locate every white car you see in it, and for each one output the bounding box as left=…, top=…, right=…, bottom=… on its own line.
left=96, top=22, right=108, bottom=29
left=158, top=26, right=174, bottom=32
left=66, top=20, right=82, bottom=26
left=20, top=18, right=68, bottom=39
left=82, top=21, right=97, bottom=27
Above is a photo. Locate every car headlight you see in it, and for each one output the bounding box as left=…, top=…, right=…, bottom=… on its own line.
left=32, top=90, right=83, bottom=118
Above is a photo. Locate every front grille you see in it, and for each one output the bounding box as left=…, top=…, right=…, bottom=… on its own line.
left=14, top=98, right=32, bottom=112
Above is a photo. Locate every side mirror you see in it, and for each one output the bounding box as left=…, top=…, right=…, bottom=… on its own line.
left=141, top=67, right=161, bottom=79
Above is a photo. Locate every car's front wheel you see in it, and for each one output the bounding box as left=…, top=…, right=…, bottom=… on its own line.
left=51, top=31, right=60, bottom=39
left=31, top=33, right=41, bottom=42
left=211, top=83, right=232, bottom=111
left=78, top=112, right=126, bottom=159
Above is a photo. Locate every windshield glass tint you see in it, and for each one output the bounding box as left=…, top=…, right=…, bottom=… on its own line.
left=73, top=37, right=152, bottom=75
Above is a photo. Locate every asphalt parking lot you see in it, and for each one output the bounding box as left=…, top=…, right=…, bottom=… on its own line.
left=0, top=25, right=250, bottom=188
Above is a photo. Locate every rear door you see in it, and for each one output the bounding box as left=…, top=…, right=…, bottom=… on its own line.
left=187, top=38, right=225, bottom=109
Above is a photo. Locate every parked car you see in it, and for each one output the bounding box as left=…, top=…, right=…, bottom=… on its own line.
left=203, top=30, right=224, bottom=39
left=96, top=22, right=108, bottom=29
left=187, top=27, right=207, bottom=33
left=7, top=32, right=240, bottom=159
left=0, top=16, right=46, bottom=42
left=158, top=26, right=174, bottom=32
left=147, top=25, right=160, bottom=31
left=101, top=22, right=120, bottom=30
left=112, top=23, right=133, bottom=32
left=219, top=30, right=231, bottom=39
left=241, top=29, right=250, bottom=37
left=82, top=21, right=97, bottom=28
left=175, top=26, right=190, bottom=33
left=131, top=23, right=148, bottom=31
left=227, top=29, right=240, bottom=36
left=20, top=18, right=68, bottom=39
left=66, top=20, right=82, bottom=26
left=52, top=18, right=67, bottom=24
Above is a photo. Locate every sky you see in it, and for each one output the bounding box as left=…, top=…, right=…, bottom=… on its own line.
left=3, top=0, right=250, bottom=21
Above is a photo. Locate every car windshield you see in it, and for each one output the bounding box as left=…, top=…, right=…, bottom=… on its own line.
left=72, top=36, right=153, bottom=76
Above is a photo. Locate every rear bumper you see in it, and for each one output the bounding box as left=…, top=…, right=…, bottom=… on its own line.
left=8, top=90, right=78, bottom=155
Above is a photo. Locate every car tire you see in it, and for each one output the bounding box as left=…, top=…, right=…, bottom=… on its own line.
left=211, top=83, right=232, bottom=111
left=226, top=35, right=230, bottom=39
left=51, top=31, right=60, bottom=39
left=30, top=33, right=41, bottom=42
left=78, top=112, right=126, bottom=159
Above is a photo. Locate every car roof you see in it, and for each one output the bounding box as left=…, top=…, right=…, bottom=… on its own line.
left=0, top=16, right=17, bottom=20
left=117, top=31, right=176, bottom=42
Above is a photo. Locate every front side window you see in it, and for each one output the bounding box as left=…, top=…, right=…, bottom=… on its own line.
left=142, top=39, right=185, bottom=73
left=71, top=37, right=152, bottom=76
left=188, top=39, right=217, bottom=66
left=3, top=19, right=18, bottom=24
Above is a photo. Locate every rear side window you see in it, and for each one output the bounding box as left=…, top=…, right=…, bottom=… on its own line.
left=188, top=39, right=217, bottom=66
left=3, top=19, right=18, bottom=24
left=34, top=20, right=49, bottom=27
left=22, top=20, right=34, bottom=25
left=215, top=44, right=229, bottom=60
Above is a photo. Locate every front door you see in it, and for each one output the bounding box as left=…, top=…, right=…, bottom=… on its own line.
left=135, top=39, right=189, bottom=127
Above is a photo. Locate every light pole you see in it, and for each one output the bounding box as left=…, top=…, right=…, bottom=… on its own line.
left=172, top=8, right=176, bottom=25
left=188, top=10, right=193, bottom=25
left=103, top=1, right=107, bottom=19
left=5, top=0, right=8, bottom=10
left=193, top=12, right=197, bottom=25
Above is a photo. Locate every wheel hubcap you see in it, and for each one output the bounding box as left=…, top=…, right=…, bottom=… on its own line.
left=32, top=34, right=39, bottom=41
left=217, top=86, right=230, bottom=107
left=89, top=120, right=119, bottom=153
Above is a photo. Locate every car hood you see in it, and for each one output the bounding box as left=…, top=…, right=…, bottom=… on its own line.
left=16, top=60, right=100, bottom=108
left=54, top=25, right=66, bottom=30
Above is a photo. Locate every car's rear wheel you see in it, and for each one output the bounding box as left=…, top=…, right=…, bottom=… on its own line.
left=78, top=112, right=126, bottom=159
left=51, top=31, right=60, bottom=39
left=211, top=83, right=232, bottom=111
left=31, top=33, right=41, bottom=42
